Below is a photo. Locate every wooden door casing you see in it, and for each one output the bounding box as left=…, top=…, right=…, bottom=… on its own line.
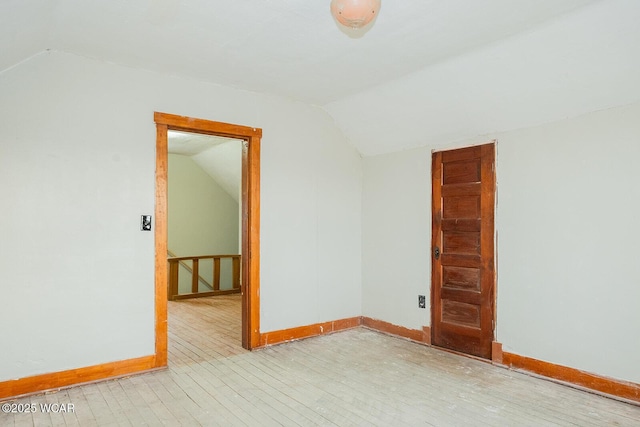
left=431, top=143, right=495, bottom=359
left=154, top=112, right=262, bottom=355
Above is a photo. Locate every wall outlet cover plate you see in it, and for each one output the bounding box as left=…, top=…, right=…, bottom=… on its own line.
left=418, top=295, right=426, bottom=309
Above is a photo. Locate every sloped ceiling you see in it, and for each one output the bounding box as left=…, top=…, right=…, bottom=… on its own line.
left=3, top=0, right=638, bottom=155
left=326, top=0, right=640, bottom=155
left=168, top=131, right=242, bottom=203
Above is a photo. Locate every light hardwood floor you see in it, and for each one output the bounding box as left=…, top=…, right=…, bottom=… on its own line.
left=2, top=294, right=640, bottom=426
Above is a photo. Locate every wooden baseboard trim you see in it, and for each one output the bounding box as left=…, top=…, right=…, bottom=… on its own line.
left=0, top=355, right=159, bottom=401
left=361, top=317, right=431, bottom=345
left=259, top=316, right=361, bottom=347
left=422, top=326, right=431, bottom=345
left=259, top=316, right=432, bottom=348
left=172, top=288, right=240, bottom=301
left=491, top=341, right=503, bottom=364
left=503, top=352, right=640, bottom=403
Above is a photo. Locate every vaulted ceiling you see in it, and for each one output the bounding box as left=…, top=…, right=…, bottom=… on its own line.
left=3, top=0, right=639, bottom=155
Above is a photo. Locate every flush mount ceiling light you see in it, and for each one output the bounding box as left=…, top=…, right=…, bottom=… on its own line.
left=330, top=0, right=381, bottom=30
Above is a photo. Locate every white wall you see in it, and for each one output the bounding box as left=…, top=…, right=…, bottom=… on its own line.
left=260, top=96, right=363, bottom=331
left=362, top=102, right=640, bottom=384
left=362, top=149, right=431, bottom=330
left=496, top=103, right=640, bottom=384
left=0, top=50, right=362, bottom=381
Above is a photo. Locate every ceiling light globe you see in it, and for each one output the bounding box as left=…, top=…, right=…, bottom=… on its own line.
left=330, top=0, right=381, bottom=29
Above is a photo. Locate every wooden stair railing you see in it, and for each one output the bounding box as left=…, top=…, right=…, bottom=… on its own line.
left=167, top=250, right=213, bottom=291
left=167, top=254, right=241, bottom=301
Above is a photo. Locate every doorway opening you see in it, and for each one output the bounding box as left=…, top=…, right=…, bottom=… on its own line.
left=166, top=130, right=243, bottom=357
left=166, top=130, right=243, bottom=301
left=154, top=112, right=261, bottom=368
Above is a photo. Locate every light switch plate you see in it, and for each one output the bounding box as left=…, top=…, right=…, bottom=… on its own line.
left=141, top=215, right=152, bottom=231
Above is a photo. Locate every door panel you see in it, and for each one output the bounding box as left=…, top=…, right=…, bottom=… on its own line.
left=443, top=267, right=480, bottom=291
left=443, top=195, right=480, bottom=218
left=443, top=232, right=480, bottom=254
left=431, top=143, right=495, bottom=359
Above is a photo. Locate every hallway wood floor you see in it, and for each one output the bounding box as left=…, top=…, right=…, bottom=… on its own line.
left=2, top=294, right=640, bottom=426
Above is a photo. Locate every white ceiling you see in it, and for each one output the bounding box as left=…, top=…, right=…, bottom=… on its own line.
left=168, top=130, right=237, bottom=156
left=327, top=0, right=640, bottom=155
left=3, top=0, right=639, bottom=155
left=2, top=0, right=599, bottom=104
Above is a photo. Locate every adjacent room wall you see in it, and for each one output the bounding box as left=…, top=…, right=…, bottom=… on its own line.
left=362, top=102, right=640, bottom=385
left=168, top=154, right=239, bottom=292
left=169, top=154, right=239, bottom=257
left=0, top=50, right=362, bottom=382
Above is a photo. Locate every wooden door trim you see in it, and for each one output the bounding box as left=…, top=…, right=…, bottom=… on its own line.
left=430, top=141, right=496, bottom=359
left=154, top=112, right=261, bottom=362
left=154, top=122, right=169, bottom=366
left=480, top=142, right=497, bottom=351
left=431, top=149, right=443, bottom=348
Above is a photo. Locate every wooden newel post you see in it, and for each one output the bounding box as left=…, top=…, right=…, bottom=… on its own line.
left=168, top=260, right=179, bottom=301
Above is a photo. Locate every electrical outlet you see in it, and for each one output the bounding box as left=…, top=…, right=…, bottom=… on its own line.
left=418, top=295, right=426, bottom=309
left=141, top=215, right=152, bottom=231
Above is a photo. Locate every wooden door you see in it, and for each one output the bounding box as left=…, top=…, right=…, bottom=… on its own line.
left=431, top=143, right=495, bottom=359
